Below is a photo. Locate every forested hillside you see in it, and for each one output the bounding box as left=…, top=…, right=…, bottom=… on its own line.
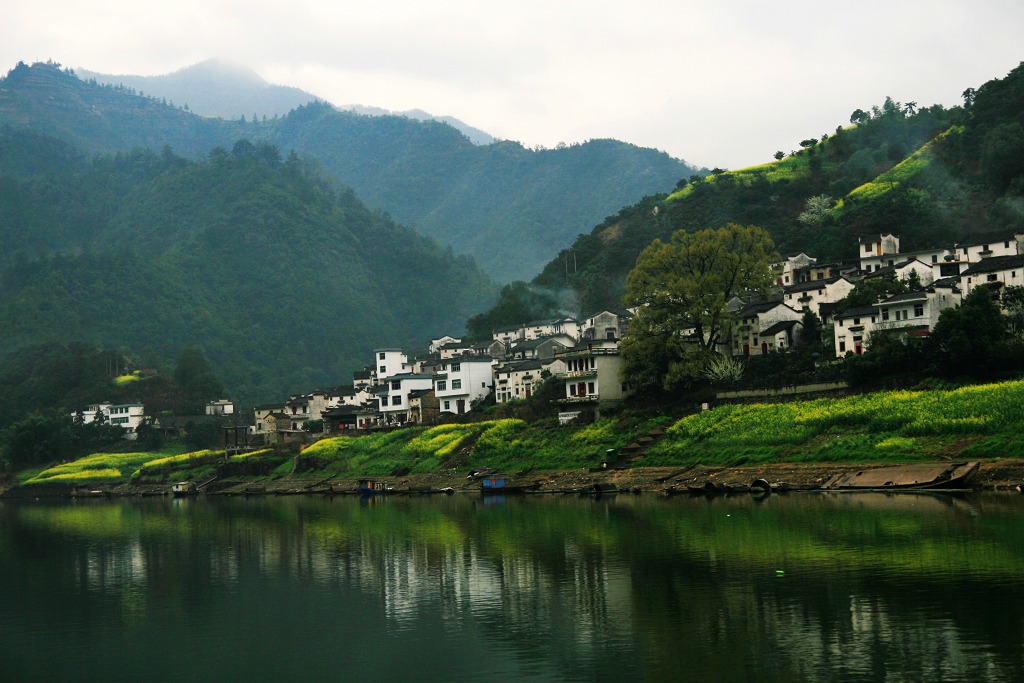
left=531, top=63, right=1024, bottom=312
left=0, top=61, right=695, bottom=281
left=0, top=129, right=494, bottom=404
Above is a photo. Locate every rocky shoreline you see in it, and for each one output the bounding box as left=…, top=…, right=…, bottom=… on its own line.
left=6, top=459, right=1024, bottom=499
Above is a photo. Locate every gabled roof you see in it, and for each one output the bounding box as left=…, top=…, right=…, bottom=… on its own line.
left=955, top=231, right=1020, bottom=249
left=783, top=276, right=849, bottom=294
left=879, top=290, right=928, bottom=305
left=961, top=254, right=1024, bottom=276
left=760, top=320, right=799, bottom=336
left=835, top=305, right=877, bottom=320
left=738, top=299, right=788, bottom=317
left=496, top=359, right=546, bottom=373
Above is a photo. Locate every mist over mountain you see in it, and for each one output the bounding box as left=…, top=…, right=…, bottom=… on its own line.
left=3, top=61, right=694, bottom=281
left=78, top=59, right=495, bottom=144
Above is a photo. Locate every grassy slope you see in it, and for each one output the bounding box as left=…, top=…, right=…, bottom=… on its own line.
left=14, top=380, right=1024, bottom=489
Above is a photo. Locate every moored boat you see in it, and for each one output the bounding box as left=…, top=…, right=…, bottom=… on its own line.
left=823, top=461, right=980, bottom=490
left=171, top=481, right=196, bottom=497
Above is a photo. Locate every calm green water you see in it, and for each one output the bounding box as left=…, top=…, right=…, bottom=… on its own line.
left=2, top=492, right=1023, bottom=682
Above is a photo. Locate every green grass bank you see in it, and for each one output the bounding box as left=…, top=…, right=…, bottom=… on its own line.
left=9, top=379, right=1024, bottom=492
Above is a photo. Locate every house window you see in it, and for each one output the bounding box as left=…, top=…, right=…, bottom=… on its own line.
left=392, top=395, right=401, bottom=405
left=443, top=401, right=451, bottom=410
left=881, top=308, right=889, bottom=321
left=914, top=303, right=924, bottom=317
left=451, top=363, right=461, bottom=372
left=379, top=352, right=386, bottom=360
left=853, top=318, right=860, bottom=325
left=931, top=254, right=938, bottom=263
left=392, top=380, right=401, bottom=390
left=452, top=379, right=462, bottom=390
left=839, top=341, right=846, bottom=353
left=569, top=384, right=577, bottom=396
left=379, top=366, right=386, bottom=374
left=437, top=380, right=447, bottom=391
left=588, top=382, right=595, bottom=394
left=987, top=274, right=998, bottom=282
left=380, top=396, right=388, bottom=406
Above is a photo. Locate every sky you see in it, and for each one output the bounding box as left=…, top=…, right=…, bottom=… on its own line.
left=5, top=1, right=1024, bottom=170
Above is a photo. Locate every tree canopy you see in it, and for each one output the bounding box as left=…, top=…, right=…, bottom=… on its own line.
left=621, top=224, right=779, bottom=390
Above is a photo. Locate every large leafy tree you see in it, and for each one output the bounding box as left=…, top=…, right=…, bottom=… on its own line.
left=622, top=223, right=779, bottom=390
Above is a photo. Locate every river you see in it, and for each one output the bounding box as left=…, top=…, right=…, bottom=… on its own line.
left=1, top=492, right=1022, bottom=682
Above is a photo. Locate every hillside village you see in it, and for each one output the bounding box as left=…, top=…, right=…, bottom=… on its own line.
left=72, top=228, right=1024, bottom=445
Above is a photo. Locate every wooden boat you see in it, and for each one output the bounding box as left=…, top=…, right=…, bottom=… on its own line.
left=480, top=475, right=539, bottom=494
left=823, top=461, right=980, bottom=490
left=171, top=482, right=196, bottom=497
left=358, top=479, right=390, bottom=494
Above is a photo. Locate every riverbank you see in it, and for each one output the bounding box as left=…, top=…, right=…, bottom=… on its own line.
left=6, top=459, right=1024, bottom=499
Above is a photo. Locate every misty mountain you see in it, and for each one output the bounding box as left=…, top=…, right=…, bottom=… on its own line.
left=0, top=128, right=495, bottom=404
left=2, top=61, right=695, bottom=281
left=78, top=58, right=494, bottom=144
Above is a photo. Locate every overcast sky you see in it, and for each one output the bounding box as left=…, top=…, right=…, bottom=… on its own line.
left=5, top=1, right=1023, bottom=169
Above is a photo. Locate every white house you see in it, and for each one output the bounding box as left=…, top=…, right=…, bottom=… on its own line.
left=521, top=317, right=582, bottom=341
left=960, top=255, right=1024, bottom=296
left=580, top=309, right=633, bottom=341
left=205, top=399, right=234, bottom=416
left=508, top=335, right=575, bottom=361
left=782, top=276, right=856, bottom=318
left=378, top=373, right=435, bottom=425
left=374, top=348, right=410, bottom=382
left=732, top=300, right=804, bottom=356
left=777, top=253, right=816, bottom=286
left=494, top=358, right=565, bottom=403
left=74, top=403, right=147, bottom=439
left=435, top=356, right=495, bottom=415
left=429, top=335, right=462, bottom=353
left=554, top=338, right=630, bottom=407
left=833, top=306, right=879, bottom=356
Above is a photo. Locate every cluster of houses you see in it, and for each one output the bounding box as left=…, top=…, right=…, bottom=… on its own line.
left=735, top=231, right=1024, bottom=357
left=250, top=309, right=635, bottom=438
left=74, top=230, right=1024, bottom=442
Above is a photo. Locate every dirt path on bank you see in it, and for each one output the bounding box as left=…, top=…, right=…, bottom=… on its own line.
left=153, top=459, right=1024, bottom=496
left=6, top=460, right=1023, bottom=499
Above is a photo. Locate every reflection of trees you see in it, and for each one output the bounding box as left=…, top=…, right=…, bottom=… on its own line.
left=4, top=495, right=1024, bottom=679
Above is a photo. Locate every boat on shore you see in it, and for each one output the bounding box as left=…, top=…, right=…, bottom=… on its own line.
left=171, top=482, right=196, bottom=497
left=822, top=461, right=980, bottom=490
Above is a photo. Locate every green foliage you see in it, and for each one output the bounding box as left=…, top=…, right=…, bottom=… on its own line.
left=930, top=287, right=1009, bottom=378
left=622, top=224, right=779, bottom=390
left=25, top=451, right=166, bottom=486
left=647, top=380, right=1024, bottom=464
left=0, top=131, right=496, bottom=405
left=465, top=281, right=559, bottom=340
left=0, top=65, right=694, bottom=283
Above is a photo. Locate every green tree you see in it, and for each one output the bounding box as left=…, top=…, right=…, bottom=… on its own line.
left=173, top=349, right=225, bottom=412
left=930, top=287, right=1008, bottom=377
left=622, top=224, right=779, bottom=390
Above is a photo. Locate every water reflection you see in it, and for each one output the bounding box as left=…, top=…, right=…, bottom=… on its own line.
left=2, top=493, right=1024, bottom=681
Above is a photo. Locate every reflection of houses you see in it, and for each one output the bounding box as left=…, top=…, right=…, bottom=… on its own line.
left=554, top=339, right=630, bottom=408
left=732, top=301, right=803, bottom=356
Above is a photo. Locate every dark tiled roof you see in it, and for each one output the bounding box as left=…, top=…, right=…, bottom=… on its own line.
left=835, top=305, right=877, bottom=320
left=880, top=290, right=928, bottom=305
left=760, top=320, right=798, bottom=336
left=738, top=299, right=786, bottom=317
left=783, top=276, right=847, bottom=293
left=961, top=255, right=1024, bottom=276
